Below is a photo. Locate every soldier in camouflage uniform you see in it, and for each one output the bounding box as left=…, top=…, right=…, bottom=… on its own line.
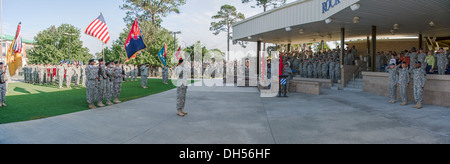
left=162, top=65, right=169, bottom=84
left=74, top=64, right=81, bottom=87
left=81, top=64, right=87, bottom=87
left=38, top=64, right=45, bottom=85
left=113, top=61, right=124, bottom=104
left=329, top=59, right=336, bottom=82
left=413, top=61, right=426, bottom=109
left=140, top=64, right=149, bottom=88
left=105, top=62, right=114, bottom=106
left=313, top=60, right=319, bottom=78
left=123, top=64, right=131, bottom=81
left=416, top=48, right=427, bottom=70
left=133, top=64, right=138, bottom=81
left=0, top=62, right=7, bottom=107
left=398, top=62, right=410, bottom=106
left=307, top=61, right=313, bottom=78
left=302, top=60, right=308, bottom=78
left=86, top=59, right=99, bottom=109
left=176, top=59, right=188, bottom=117
left=57, top=62, right=65, bottom=89
left=334, top=60, right=340, bottom=82
left=321, top=60, right=328, bottom=79
left=386, top=63, right=399, bottom=103
left=406, top=48, right=418, bottom=73
left=435, top=48, right=448, bottom=75
left=97, top=59, right=107, bottom=107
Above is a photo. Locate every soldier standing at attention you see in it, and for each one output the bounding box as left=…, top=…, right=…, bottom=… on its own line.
left=133, top=64, right=138, bottom=81
left=38, top=63, right=45, bottom=85
left=124, top=64, right=130, bottom=81
left=81, top=64, right=87, bottom=87
left=97, top=59, right=107, bottom=107
left=335, top=60, right=340, bottom=82
left=140, top=64, right=149, bottom=88
left=386, top=63, right=399, bottom=103
left=65, top=63, right=74, bottom=88
left=74, top=64, right=81, bottom=87
left=176, top=58, right=188, bottom=117
left=86, top=59, right=99, bottom=109
left=398, top=62, right=410, bottom=106
left=329, top=59, right=336, bottom=82
left=57, top=62, right=65, bottom=89
left=413, top=61, right=426, bottom=109
left=113, top=61, right=124, bottom=104
left=0, top=62, right=7, bottom=107
left=307, top=61, right=313, bottom=78
left=321, top=60, right=328, bottom=79
left=105, top=62, right=114, bottom=106
left=162, top=65, right=169, bottom=84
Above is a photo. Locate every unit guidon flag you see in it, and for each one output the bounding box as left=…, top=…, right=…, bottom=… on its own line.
left=124, top=18, right=147, bottom=61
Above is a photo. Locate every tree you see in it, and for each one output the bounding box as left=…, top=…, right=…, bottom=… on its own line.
left=104, top=20, right=176, bottom=67
left=183, top=41, right=224, bottom=62
left=242, top=0, right=287, bottom=12
left=210, top=4, right=245, bottom=61
left=26, top=24, right=92, bottom=64
left=120, top=0, right=186, bottom=26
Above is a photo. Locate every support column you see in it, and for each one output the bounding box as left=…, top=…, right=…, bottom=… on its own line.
left=419, top=33, right=423, bottom=50
left=339, top=28, right=345, bottom=90
left=371, top=26, right=377, bottom=72
left=321, top=40, right=324, bottom=51
left=257, top=41, right=261, bottom=78
left=287, top=43, right=291, bottom=53
left=367, top=36, right=371, bottom=71
left=340, top=28, right=345, bottom=66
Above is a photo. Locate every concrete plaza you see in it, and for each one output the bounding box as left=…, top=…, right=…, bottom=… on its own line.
left=0, top=81, right=449, bottom=144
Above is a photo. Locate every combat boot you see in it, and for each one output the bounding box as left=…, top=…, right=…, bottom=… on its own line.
left=416, top=102, right=422, bottom=109
left=106, top=101, right=113, bottom=106
left=113, top=98, right=122, bottom=104
left=89, top=104, right=97, bottom=109
left=400, top=102, right=407, bottom=106
left=2, top=103, right=7, bottom=107
left=97, top=101, right=105, bottom=107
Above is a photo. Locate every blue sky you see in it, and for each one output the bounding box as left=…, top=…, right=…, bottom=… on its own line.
left=1, top=0, right=295, bottom=60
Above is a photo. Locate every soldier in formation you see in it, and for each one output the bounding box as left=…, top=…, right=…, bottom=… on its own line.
left=162, top=65, right=169, bottom=84
left=86, top=59, right=98, bottom=109
left=397, top=62, right=410, bottom=106
left=140, top=64, right=149, bottom=88
left=412, top=61, right=426, bottom=109
left=386, top=63, right=398, bottom=103
left=112, top=61, right=124, bottom=104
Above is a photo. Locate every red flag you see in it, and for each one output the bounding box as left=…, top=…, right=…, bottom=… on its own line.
left=174, top=46, right=182, bottom=60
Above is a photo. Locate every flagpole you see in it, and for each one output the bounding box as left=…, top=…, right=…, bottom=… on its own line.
left=1, top=0, right=3, bottom=63
left=102, top=43, right=105, bottom=60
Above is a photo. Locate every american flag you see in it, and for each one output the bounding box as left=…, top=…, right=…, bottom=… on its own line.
left=85, top=13, right=110, bottom=44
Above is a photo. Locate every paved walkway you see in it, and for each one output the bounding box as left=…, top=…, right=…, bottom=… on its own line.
left=0, top=82, right=449, bottom=144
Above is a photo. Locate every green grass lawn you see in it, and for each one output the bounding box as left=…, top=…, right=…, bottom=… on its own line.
left=0, top=78, right=181, bottom=124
